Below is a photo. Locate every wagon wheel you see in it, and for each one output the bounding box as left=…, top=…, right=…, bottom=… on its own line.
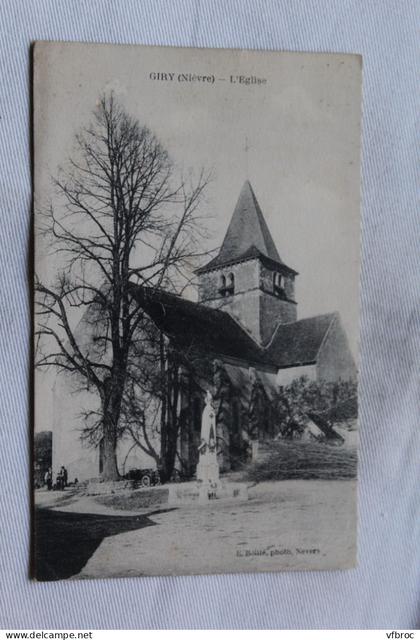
left=141, top=474, right=151, bottom=487
left=170, top=469, right=181, bottom=483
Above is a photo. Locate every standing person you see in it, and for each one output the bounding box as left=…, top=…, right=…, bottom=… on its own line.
left=62, top=466, right=68, bottom=489
left=56, top=468, right=63, bottom=491
left=45, top=468, right=52, bottom=491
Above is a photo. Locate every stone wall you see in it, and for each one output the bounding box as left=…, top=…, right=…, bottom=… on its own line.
left=52, top=376, right=100, bottom=483
left=198, top=258, right=298, bottom=343
left=52, top=370, right=159, bottom=483
left=198, top=259, right=263, bottom=341
left=259, top=263, right=295, bottom=301
left=259, top=293, right=297, bottom=344
left=198, top=259, right=260, bottom=304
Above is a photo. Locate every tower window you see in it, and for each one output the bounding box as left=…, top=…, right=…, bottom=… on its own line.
left=273, top=272, right=286, bottom=298
left=218, top=272, right=235, bottom=297
left=227, top=273, right=235, bottom=295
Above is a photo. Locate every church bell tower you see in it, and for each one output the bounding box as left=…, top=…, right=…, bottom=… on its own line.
left=196, top=181, right=298, bottom=345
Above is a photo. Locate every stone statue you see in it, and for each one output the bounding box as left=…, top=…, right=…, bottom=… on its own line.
left=168, top=389, right=248, bottom=506
left=196, top=390, right=219, bottom=487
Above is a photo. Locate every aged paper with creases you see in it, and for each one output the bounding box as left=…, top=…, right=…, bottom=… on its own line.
left=33, top=42, right=362, bottom=580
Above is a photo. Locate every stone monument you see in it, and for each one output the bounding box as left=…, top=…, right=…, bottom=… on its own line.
left=168, top=390, right=248, bottom=505
left=196, top=390, right=219, bottom=499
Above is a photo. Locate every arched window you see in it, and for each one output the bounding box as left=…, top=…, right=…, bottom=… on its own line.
left=219, top=274, right=226, bottom=297
left=273, top=272, right=285, bottom=296
left=227, top=272, right=235, bottom=295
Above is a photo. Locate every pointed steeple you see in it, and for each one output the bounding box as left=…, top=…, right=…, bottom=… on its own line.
left=197, top=181, right=287, bottom=273
left=219, top=180, right=281, bottom=263
left=197, top=181, right=298, bottom=340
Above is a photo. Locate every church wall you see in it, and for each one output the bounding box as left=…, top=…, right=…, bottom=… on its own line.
left=52, top=376, right=100, bottom=483
left=198, top=259, right=299, bottom=344
left=198, top=259, right=259, bottom=304
left=222, top=289, right=261, bottom=341
left=52, top=372, right=160, bottom=482
left=177, top=391, right=203, bottom=476
left=259, top=263, right=295, bottom=301
left=198, top=260, right=263, bottom=341
left=316, top=317, right=357, bottom=382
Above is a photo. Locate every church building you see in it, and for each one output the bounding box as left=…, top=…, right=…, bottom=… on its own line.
left=52, top=181, right=356, bottom=481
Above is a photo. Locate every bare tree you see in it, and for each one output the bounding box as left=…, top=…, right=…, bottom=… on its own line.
left=35, top=94, right=211, bottom=480
left=119, top=330, right=212, bottom=482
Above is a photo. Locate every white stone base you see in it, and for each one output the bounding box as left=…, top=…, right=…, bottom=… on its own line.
left=168, top=480, right=248, bottom=505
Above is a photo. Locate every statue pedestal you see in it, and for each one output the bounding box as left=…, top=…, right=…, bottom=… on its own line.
left=168, top=480, right=248, bottom=506
left=197, top=476, right=220, bottom=503
left=196, top=451, right=222, bottom=503
left=196, top=450, right=219, bottom=485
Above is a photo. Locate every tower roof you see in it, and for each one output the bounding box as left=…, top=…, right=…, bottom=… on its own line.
left=197, top=181, right=295, bottom=274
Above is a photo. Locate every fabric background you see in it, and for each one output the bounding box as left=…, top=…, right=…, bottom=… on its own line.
left=0, top=0, right=418, bottom=630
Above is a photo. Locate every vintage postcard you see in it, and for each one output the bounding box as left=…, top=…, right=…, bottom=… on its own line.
left=33, top=42, right=362, bottom=580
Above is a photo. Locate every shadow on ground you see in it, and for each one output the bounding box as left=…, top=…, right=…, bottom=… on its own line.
left=34, top=507, right=175, bottom=581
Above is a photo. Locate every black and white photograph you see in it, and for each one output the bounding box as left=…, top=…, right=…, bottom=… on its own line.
left=33, top=42, right=362, bottom=580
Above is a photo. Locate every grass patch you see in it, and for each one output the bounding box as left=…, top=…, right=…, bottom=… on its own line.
left=246, top=440, right=357, bottom=482
left=94, top=486, right=169, bottom=511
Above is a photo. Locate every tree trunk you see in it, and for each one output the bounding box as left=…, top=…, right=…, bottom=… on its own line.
left=159, top=333, right=168, bottom=474
left=101, top=416, right=120, bottom=480
left=100, top=377, right=121, bottom=481
left=159, top=359, right=180, bottom=483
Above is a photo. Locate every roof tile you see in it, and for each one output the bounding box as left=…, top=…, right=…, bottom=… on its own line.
left=129, top=284, right=336, bottom=371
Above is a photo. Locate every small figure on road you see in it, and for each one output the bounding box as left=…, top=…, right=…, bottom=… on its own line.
left=56, top=468, right=64, bottom=490
left=44, top=468, right=52, bottom=491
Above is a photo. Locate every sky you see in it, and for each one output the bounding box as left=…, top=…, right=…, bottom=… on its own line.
left=34, top=42, right=362, bottom=431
